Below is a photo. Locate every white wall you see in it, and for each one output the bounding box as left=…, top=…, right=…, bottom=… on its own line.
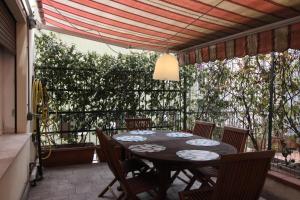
left=0, top=1, right=35, bottom=200
left=0, top=47, right=15, bottom=134
left=0, top=136, right=33, bottom=200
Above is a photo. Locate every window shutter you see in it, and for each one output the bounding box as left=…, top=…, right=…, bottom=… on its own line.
left=0, top=0, right=16, bottom=54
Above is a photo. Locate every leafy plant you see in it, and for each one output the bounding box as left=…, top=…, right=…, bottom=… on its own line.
left=35, top=32, right=300, bottom=150
left=34, top=33, right=192, bottom=145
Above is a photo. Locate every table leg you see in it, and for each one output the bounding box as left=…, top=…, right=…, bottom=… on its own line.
left=154, top=164, right=171, bottom=200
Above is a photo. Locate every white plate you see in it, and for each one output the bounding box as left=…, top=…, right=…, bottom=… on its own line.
left=186, top=139, right=220, bottom=146
left=129, top=130, right=155, bottom=135
left=129, top=144, right=166, bottom=153
left=166, top=132, right=193, bottom=138
left=115, top=136, right=147, bottom=142
left=176, top=150, right=219, bottom=161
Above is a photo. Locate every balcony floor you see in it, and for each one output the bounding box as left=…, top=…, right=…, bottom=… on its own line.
left=27, top=163, right=276, bottom=200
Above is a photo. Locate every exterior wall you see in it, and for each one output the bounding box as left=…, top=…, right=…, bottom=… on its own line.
left=0, top=47, right=15, bottom=134
left=0, top=1, right=35, bottom=200
left=0, top=135, right=33, bottom=200
left=2, top=0, right=31, bottom=133
left=16, top=21, right=30, bottom=133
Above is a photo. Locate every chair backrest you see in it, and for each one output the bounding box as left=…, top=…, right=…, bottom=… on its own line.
left=221, top=126, right=249, bottom=153
left=192, top=120, right=215, bottom=138
left=212, top=151, right=275, bottom=200
left=96, top=128, right=118, bottom=177
left=97, top=128, right=138, bottom=199
left=125, top=118, right=151, bottom=130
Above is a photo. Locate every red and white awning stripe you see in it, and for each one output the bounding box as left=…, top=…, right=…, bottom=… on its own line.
left=179, top=22, right=300, bottom=64
left=37, top=0, right=300, bottom=60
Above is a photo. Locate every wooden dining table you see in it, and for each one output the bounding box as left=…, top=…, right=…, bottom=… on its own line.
left=112, top=130, right=237, bottom=200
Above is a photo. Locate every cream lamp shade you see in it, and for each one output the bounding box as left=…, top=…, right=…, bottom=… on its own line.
left=153, top=53, right=179, bottom=81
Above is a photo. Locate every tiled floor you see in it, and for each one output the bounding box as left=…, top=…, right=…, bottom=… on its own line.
left=27, top=163, right=274, bottom=200
left=27, top=163, right=192, bottom=200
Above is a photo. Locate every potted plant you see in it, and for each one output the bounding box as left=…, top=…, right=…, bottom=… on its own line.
left=42, top=121, right=95, bottom=167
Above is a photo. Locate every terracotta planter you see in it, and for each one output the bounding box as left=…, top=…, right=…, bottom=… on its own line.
left=42, top=143, right=95, bottom=167
left=95, top=145, right=106, bottom=162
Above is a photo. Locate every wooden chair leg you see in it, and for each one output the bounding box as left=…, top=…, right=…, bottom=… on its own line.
left=205, top=177, right=216, bottom=187
left=98, top=178, right=117, bottom=197
left=197, top=174, right=216, bottom=188
left=184, top=176, right=196, bottom=191
left=169, top=170, right=180, bottom=184
left=108, top=186, right=118, bottom=199
left=181, top=169, right=193, bottom=179
left=171, top=170, right=191, bottom=184
left=177, top=175, right=189, bottom=184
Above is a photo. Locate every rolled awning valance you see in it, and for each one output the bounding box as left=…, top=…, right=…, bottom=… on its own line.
left=178, top=22, right=300, bottom=65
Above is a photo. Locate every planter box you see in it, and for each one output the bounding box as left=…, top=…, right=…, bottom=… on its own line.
left=42, top=143, right=95, bottom=167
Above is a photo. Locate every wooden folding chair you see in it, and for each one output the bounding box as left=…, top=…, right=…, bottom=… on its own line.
left=125, top=118, right=151, bottom=130
left=96, top=128, right=150, bottom=199
left=221, top=126, right=249, bottom=153
left=99, top=129, right=158, bottom=200
left=171, top=121, right=216, bottom=185
left=179, top=151, right=275, bottom=200
left=192, top=120, right=215, bottom=139
left=185, top=126, right=249, bottom=190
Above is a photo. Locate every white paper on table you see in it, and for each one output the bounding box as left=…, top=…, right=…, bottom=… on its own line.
left=176, top=150, right=219, bottom=161
left=115, top=135, right=147, bottom=142
left=186, top=139, right=220, bottom=146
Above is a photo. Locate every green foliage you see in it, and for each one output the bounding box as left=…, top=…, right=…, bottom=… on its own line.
left=186, top=52, right=300, bottom=150
left=273, top=50, right=300, bottom=138
left=35, top=33, right=300, bottom=149
left=35, top=33, right=191, bottom=143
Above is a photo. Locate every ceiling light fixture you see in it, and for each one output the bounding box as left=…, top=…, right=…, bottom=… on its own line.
left=153, top=53, right=179, bottom=81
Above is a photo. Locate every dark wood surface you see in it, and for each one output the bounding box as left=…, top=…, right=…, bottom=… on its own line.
left=113, top=130, right=237, bottom=200
left=112, top=130, right=237, bottom=168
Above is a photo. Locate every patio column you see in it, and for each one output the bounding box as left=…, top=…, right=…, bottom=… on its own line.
left=267, top=52, right=276, bottom=150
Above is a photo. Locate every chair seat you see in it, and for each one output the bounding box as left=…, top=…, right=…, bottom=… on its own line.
left=126, top=171, right=158, bottom=194
left=179, top=188, right=213, bottom=200
left=122, top=158, right=150, bottom=174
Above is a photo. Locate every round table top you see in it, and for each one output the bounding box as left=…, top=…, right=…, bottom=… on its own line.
left=112, top=130, right=237, bottom=167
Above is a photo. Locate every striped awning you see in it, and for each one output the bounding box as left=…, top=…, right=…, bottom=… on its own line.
left=178, top=22, right=300, bottom=64
left=37, top=0, right=300, bottom=62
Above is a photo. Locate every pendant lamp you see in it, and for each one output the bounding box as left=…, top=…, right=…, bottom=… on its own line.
left=153, top=53, right=179, bottom=81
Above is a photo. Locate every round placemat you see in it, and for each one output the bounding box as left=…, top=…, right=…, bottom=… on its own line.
left=176, top=150, right=219, bottom=161
left=186, top=139, right=220, bottom=146
left=129, top=144, right=166, bottom=152
left=115, top=135, right=147, bottom=142
left=166, top=132, right=193, bottom=138
left=129, top=130, right=155, bottom=135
